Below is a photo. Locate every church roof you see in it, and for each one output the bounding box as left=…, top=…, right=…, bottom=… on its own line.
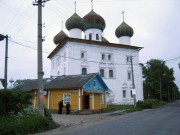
left=53, top=30, right=68, bottom=45
left=83, top=10, right=106, bottom=31
left=115, top=22, right=134, bottom=38
left=48, top=37, right=143, bottom=59
left=65, top=13, right=85, bottom=30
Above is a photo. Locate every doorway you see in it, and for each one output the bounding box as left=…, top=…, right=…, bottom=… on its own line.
left=84, top=95, right=89, bottom=109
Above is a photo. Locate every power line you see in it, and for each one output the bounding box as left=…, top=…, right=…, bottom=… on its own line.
left=9, top=39, right=141, bottom=66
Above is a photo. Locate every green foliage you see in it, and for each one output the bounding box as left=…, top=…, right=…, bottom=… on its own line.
left=0, top=90, right=33, bottom=116
left=136, top=99, right=166, bottom=109
left=0, top=106, right=58, bottom=135
left=143, top=59, right=179, bottom=101
left=106, top=104, right=134, bottom=112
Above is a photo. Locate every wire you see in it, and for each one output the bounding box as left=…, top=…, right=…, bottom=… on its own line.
left=9, top=39, right=141, bottom=66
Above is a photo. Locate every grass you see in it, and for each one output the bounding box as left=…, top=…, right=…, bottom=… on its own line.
left=106, top=104, right=135, bottom=112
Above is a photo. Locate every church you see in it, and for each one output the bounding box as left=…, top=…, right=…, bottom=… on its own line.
left=48, top=3, right=144, bottom=104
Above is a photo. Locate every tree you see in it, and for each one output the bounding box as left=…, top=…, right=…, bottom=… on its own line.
left=143, top=59, right=179, bottom=101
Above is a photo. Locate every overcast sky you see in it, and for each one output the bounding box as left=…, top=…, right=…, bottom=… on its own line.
left=0, top=0, right=179, bottom=89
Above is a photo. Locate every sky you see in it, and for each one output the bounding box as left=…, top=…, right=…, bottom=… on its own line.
left=0, top=0, right=180, bottom=89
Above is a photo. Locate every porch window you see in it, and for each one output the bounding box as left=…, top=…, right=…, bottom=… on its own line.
left=63, top=93, right=71, bottom=105
left=100, top=94, right=104, bottom=104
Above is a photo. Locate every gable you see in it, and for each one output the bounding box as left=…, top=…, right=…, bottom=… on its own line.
left=83, top=74, right=109, bottom=93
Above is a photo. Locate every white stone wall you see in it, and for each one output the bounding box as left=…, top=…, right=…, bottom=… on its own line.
left=69, top=28, right=82, bottom=39
left=119, top=36, right=131, bottom=45
left=50, top=41, right=144, bottom=104
left=84, top=29, right=102, bottom=41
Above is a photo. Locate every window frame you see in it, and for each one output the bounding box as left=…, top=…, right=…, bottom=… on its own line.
left=100, top=69, right=104, bottom=77
left=100, top=94, right=104, bottom=104
left=63, top=93, right=71, bottom=105
left=89, top=33, right=92, bottom=40
left=108, top=54, right=111, bottom=61
left=123, top=90, right=126, bottom=98
left=82, top=68, right=87, bottom=75
left=101, top=54, right=105, bottom=60
left=128, top=71, right=131, bottom=80
left=96, top=34, right=99, bottom=40
left=109, top=69, right=114, bottom=78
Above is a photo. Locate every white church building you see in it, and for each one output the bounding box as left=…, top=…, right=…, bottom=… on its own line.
left=48, top=7, right=144, bottom=104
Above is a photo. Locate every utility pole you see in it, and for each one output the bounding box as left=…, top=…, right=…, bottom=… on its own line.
left=0, top=34, right=8, bottom=90
left=33, top=0, right=49, bottom=116
left=130, top=56, right=136, bottom=107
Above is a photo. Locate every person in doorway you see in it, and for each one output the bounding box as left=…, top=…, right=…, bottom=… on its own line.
left=66, top=102, right=71, bottom=115
left=58, top=100, right=63, bottom=114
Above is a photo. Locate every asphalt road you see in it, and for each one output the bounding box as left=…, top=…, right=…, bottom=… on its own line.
left=60, top=101, right=180, bottom=135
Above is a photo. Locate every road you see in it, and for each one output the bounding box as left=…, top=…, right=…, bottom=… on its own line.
left=59, top=101, right=180, bottom=135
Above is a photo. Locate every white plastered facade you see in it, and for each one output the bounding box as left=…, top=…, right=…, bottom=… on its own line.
left=50, top=41, right=144, bottom=104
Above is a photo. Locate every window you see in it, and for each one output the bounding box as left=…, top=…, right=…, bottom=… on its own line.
left=109, top=70, right=113, bottom=78
left=63, top=94, right=71, bottom=105
left=81, top=52, right=84, bottom=59
left=126, top=56, right=131, bottom=63
left=89, top=33, right=92, bottom=40
left=64, top=52, right=66, bottom=61
left=82, top=68, right=87, bottom=75
left=93, top=80, right=96, bottom=87
left=130, top=90, right=133, bottom=98
left=56, top=57, right=60, bottom=66
left=128, top=72, right=131, bottom=80
left=100, top=94, right=104, bottom=104
left=96, top=34, right=99, bottom=40
left=108, top=54, right=111, bottom=61
left=123, top=90, right=126, bottom=98
left=100, top=69, right=104, bottom=77
left=102, top=54, right=105, bottom=60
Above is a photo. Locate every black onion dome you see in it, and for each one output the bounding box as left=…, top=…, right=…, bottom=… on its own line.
left=53, top=30, right=68, bottom=45
left=115, top=22, right=134, bottom=38
left=65, top=13, right=84, bottom=30
left=83, top=10, right=106, bottom=31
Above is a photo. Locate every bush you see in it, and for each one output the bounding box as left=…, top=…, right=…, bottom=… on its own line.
left=136, top=99, right=161, bottom=109
left=0, top=90, right=33, bottom=116
left=0, top=106, right=58, bottom=135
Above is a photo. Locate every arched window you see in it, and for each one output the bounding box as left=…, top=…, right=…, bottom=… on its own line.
left=89, top=33, right=92, bottom=40
left=100, top=69, right=104, bottom=77
left=102, top=54, right=105, bottom=60
left=109, top=70, right=113, bottom=78
left=96, top=34, right=99, bottom=40
left=82, top=68, right=87, bottom=75
left=123, top=90, right=126, bottom=98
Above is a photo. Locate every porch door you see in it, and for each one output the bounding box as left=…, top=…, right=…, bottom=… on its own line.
left=84, top=95, right=89, bottom=109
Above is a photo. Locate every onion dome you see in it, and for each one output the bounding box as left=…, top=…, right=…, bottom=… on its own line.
left=53, top=30, right=68, bottom=45
left=65, top=13, right=84, bottom=31
left=102, top=37, right=109, bottom=43
left=83, top=10, right=106, bottom=31
left=115, top=22, right=134, bottom=38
